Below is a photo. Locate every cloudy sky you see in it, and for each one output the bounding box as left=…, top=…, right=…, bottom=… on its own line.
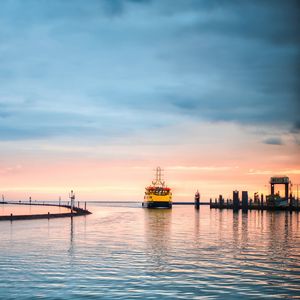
left=0, top=0, right=299, bottom=201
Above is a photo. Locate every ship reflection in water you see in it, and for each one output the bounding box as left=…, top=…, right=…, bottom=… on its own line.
left=144, top=209, right=172, bottom=271
left=0, top=204, right=299, bottom=299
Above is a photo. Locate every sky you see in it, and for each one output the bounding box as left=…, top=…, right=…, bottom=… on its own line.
left=0, top=0, right=299, bottom=201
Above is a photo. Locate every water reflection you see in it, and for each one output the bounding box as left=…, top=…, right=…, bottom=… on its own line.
left=143, top=209, right=172, bottom=270
left=241, top=212, right=249, bottom=250
left=194, top=209, right=200, bottom=239
left=0, top=205, right=299, bottom=299
left=232, top=212, right=239, bottom=247
left=68, top=217, right=74, bottom=256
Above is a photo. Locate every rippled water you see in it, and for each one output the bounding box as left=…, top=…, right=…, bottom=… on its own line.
left=0, top=203, right=299, bottom=299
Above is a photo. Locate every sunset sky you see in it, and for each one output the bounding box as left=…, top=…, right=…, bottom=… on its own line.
left=0, top=0, right=299, bottom=201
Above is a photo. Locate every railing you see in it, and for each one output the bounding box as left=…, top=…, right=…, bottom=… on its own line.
left=0, top=200, right=91, bottom=221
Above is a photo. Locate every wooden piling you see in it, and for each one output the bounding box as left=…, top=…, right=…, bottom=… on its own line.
left=242, top=191, right=248, bottom=212
left=233, top=190, right=239, bottom=212
left=218, top=195, right=224, bottom=208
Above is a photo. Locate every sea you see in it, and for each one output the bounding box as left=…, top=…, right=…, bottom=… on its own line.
left=0, top=202, right=299, bottom=299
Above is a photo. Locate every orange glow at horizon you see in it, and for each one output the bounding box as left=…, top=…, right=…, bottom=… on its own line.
left=1, top=160, right=299, bottom=202
left=0, top=122, right=299, bottom=202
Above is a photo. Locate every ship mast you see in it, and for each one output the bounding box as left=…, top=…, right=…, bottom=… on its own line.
left=152, top=167, right=165, bottom=187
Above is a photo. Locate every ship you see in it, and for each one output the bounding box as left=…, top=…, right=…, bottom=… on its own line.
left=266, top=176, right=290, bottom=207
left=266, top=193, right=288, bottom=207
left=142, top=167, right=172, bottom=208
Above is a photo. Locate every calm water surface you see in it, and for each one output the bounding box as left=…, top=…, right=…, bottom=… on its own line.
left=0, top=203, right=299, bottom=299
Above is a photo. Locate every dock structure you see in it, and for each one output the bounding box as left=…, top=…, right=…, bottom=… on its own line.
left=0, top=193, right=91, bottom=221
left=210, top=176, right=300, bottom=212
left=270, top=176, right=289, bottom=202
left=210, top=196, right=300, bottom=211
left=210, top=193, right=300, bottom=211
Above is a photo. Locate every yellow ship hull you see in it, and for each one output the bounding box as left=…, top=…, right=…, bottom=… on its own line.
left=143, top=194, right=172, bottom=208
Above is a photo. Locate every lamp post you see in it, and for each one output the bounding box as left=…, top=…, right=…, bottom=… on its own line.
left=69, top=190, right=75, bottom=213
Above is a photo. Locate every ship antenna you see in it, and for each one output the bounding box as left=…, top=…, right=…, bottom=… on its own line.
left=152, top=166, right=165, bottom=187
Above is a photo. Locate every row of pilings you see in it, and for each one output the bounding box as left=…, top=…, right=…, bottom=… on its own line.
left=206, top=191, right=300, bottom=212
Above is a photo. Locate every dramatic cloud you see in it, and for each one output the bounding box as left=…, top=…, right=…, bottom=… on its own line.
left=263, top=137, right=284, bottom=146
left=0, top=0, right=299, bottom=142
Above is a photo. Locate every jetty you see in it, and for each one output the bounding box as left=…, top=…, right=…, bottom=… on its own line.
left=209, top=197, right=300, bottom=212
left=209, top=177, right=300, bottom=212
left=0, top=192, right=91, bottom=221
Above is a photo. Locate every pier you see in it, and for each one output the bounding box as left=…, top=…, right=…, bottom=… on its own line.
left=209, top=197, right=300, bottom=212
left=0, top=195, right=91, bottom=221
left=208, top=176, right=300, bottom=212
